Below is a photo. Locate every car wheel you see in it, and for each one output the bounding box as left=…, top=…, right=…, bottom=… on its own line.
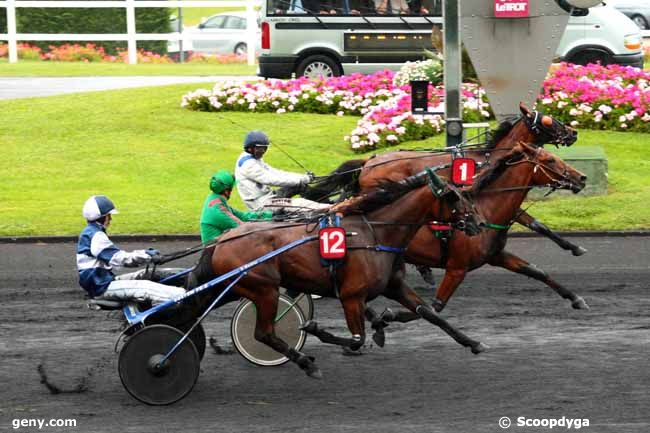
left=234, top=43, right=247, bottom=56
left=570, top=49, right=611, bottom=66
left=631, top=15, right=649, bottom=30
left=296, top=55, right=341, bottom=79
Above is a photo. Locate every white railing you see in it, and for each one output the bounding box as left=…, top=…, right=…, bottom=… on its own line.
left=0, top=0, right=257, bottom=65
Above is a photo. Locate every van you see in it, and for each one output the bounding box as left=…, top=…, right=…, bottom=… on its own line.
left=556, top=3, right=644, bottom=68
left=258, top=1, right=644, bottom=79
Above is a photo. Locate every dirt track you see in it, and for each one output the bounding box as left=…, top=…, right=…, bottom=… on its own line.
left=0, top=237, right=649, bottom=433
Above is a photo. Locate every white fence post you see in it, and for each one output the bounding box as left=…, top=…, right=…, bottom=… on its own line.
left=245, top=0, right=255, bottom=67
left=6, top=0, right=17, bottom=63
left=125, top=0, right=137, bottom=64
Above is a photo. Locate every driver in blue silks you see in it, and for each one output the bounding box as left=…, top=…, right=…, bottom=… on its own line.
left=76, top=195, right=185, bottom=305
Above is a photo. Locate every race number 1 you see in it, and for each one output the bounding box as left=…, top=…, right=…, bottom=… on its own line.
left=319, top=227, right=347, bottom=259
left=451, top=158, right=476, bottom=186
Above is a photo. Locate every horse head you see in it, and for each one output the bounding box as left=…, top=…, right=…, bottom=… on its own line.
left=505, top=142, right=587, bottom=194
left=519, top=102, right=577, bottom=147
left=424, top=168, right=484, bottom=236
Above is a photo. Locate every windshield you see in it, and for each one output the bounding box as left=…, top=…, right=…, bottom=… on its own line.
left=267, top=0, right=442, bottom=16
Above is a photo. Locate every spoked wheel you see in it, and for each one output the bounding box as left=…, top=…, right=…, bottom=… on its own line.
left=118, top=324, right=200, bottom=405
left=280, top=287, right=314, bottom=321
left=231, top=293, right=307, bottom=366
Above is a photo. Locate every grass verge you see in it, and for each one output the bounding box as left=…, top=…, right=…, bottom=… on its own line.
left=0, top=83, right=648, bottom=236
left=0, top=60, right=256, bottom=76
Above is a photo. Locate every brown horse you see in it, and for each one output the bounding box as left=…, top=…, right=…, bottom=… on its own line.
left=193, top=169, right=486, bottom=378
left=370, top=141, right=587, bottom=336
left=299, top=103, right=586, bottom=259
left=293, top=105, right=591, bottom=311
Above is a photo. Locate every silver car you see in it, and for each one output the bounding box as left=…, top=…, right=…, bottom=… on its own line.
left=608, top=0, right=650, bottom=29
left=178, top=12, right=260, bottom=56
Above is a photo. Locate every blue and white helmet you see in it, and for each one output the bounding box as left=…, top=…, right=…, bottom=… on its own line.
left=82, top=195, right=119, bottom=221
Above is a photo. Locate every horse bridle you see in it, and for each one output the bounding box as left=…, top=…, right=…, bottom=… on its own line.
left=523, top=110, right=575, bottom=146
left=505, top=145, right=581, bottom=191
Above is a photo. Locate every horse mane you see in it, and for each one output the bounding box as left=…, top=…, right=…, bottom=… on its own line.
left=301, top=158, right=368, bottom=202
left=333, top=174, right=426, bottom=215
left=472, top=147, right=525, bottom=192
left=485, top=117, right=520, bottom=149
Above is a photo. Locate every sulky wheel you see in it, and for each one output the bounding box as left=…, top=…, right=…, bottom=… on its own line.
left=280, top=287, right=314, bottom=321
left=231, top=293, right=306, bottom=366
left=118, top=324, right=200, bottom=405
left=177, top=322, right=206, bottom=362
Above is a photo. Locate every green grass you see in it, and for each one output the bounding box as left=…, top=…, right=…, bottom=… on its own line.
left=0, top=60, right=256, bottom=76
left=1, top=83, right=649, bottom=236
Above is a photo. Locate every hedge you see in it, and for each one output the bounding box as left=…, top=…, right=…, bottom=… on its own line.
left=0, top=1, right=169, bottom=54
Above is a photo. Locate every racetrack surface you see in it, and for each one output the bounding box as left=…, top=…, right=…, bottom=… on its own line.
left=0, top=237, right=649, bottom=433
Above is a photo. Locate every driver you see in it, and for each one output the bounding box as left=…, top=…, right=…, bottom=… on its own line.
left=76, top=195, right=185, bottom=305
left=200, top=170, right=274, bottom=244
left=234, top=131, right=330, bottom=213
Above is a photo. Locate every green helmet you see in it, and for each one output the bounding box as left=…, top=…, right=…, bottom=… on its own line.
left=209, top=170, right=236, bottom=194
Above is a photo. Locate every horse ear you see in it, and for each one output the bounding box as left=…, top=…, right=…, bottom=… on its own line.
left=519, top=102, right=532, bottom=117
left=541, top=115, right=553, bottom=127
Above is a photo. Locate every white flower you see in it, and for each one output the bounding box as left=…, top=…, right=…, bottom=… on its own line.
left=277, top=108, right=286, bottom=114
left=336, top=111, right=344, bottom=116
left=248, top=102, right=257, bottom=110
left=619, top=115, right=627, bottom=123
left=620, top=123, right=628, bottom=129
left=386, top=134, right=398, bottom=142
left=599, top=104, right=612, bottom=114
left=570, top=120, right=579, bottom=127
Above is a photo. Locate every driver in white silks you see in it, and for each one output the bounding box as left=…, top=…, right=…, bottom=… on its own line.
left=76, top=195, right=186, bottom=305
left=234, top=131, right=330, bottom=213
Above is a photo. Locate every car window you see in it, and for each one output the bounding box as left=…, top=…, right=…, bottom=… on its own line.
left=203, top=16, right=227, bottom=29
left=223, top=16, right=247, bottom=29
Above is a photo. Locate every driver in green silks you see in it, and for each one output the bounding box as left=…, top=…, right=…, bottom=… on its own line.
left=200, top=170, right=273, bottom=244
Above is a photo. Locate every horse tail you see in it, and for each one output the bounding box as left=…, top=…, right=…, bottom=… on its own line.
left=303, top=158, right=369, bottom=202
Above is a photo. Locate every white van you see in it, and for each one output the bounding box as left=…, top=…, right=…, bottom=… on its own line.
left=258, top=1, right=644, bottom=79
left=555, top=3, right=643, bottom=68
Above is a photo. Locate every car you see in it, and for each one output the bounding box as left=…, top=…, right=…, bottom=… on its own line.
left=168, top=12, right=261, bottom=56
left=607, top=0, right=650, bottom=30
left=555, top=3, right=643, bottom=68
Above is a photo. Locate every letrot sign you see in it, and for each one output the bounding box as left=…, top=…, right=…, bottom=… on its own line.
left=494, top=0, right=529, bottom=18
left=462, top=0, right=571, bottom=121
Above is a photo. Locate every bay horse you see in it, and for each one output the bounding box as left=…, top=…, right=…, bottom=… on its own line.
left=191, top=169, right=486, bottom=378
left=298, top=103, right=586, bottom=259
left=370, top=141, right=587, bottom=334
left=290, top=104, right=591, bottom=311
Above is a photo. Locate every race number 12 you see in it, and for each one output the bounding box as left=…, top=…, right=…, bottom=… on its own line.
left=319, top=227, right=347, bottom=259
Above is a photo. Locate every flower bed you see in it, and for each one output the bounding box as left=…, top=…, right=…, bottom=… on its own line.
left=0, top=42, right=246, bottom=64
left=182, top=62, right=650, bottom=151
left=182, top=70, right=491, bottom=151
left=540, top=63, right=650, bottom=132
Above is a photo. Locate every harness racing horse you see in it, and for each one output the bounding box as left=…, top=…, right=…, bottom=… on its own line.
left=190, top=169, right=485, bottom=378
left=372, top=141, right=587, bottom=334
left=296, top=104, right=586, bottom=263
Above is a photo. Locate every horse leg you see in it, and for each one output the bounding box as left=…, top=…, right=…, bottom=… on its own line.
left=385, top=279, right=486, bottom=354
left=246, top=287, right=322, bottom=379
left=516, top=211, right=587, bottom=256
left=432, top=269, right=467, bottom=312
left=488, top=251, right=589, bottom=310
left=365, top=306, right=421, bottom=348
left=414, top=265, right=436, bottom=290
left=302, top=296, right=366, bottom=353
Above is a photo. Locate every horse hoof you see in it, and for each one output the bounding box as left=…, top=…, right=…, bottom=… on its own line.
left=372, top=331, right=385, bottom=348
left=572, top=297, right=590, bottom=310
left=471, top=342, right=489, bottom=354
left=342, top=346, right=363, bottom=356
left=572, top=246, right=587, bottom=256
left=432, top=299, right=445, bottom=312
left=306, top=366, right=322, bottom=379
left=299, top=320, right=318, bottom=334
